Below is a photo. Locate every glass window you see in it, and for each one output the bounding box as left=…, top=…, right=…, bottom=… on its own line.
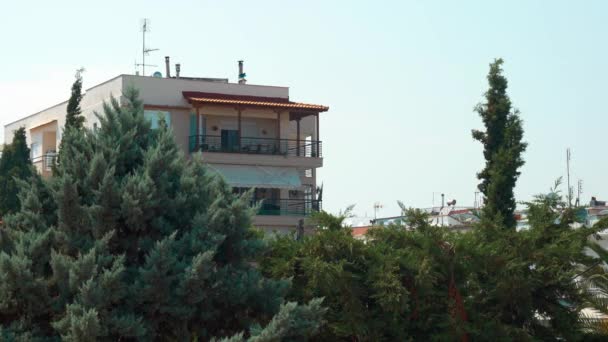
left=31, top=142, right=42, bottom=160
left=144, top=110, right=171, bottom=129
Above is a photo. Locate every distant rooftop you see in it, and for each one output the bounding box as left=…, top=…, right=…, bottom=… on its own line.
left=161, top=76, right=228, bottom=83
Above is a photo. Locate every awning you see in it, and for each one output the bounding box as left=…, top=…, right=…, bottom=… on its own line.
left=208, top=164, right=302, bottom=189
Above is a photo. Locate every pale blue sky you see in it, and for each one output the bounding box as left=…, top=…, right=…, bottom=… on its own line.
left=1, top=1, right=607, bottom=217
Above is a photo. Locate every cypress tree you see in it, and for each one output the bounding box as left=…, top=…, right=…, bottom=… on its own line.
left=65, top=68, right=85, bottom=130
left=0, top=127, right=35, bottom=217
left=0, top=87, right=324, bottom=340
left=472, top=58, right=527, bottom=229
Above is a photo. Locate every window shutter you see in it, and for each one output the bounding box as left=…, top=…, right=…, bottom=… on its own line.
left=189, top=112, right=196, bottom=152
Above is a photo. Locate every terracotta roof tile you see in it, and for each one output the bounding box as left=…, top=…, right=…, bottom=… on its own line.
left=351, top=226, right=372, bottom=236
left=183, top=91, right=329, bottom=112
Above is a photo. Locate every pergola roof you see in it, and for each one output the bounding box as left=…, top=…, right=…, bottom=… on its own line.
left=183, top=91, right=329, bottom=112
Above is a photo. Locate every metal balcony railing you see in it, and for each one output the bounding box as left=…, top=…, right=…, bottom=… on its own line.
left=32, top=153, right=57, bottom=172
left=254, top=199, right=321, bottom=216
left=189, top=135, right=322, bottom=158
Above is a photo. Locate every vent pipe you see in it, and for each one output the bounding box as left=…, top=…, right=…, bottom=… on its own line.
left=165, top=56, right=171, bottom=78
left=175, top=63, right=181, bottom=78
left=238, top=60, right=246, bottom=84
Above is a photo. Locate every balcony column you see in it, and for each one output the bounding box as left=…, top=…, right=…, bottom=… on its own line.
left=276, top=110, right=282, bottom=154
left=315, top=113, right=320, bottom=156
left=296, top=117, right=301, bottom=157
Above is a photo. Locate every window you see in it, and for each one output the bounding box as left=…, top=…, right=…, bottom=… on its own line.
left=31, top=142, right=42, bottom=160
left=305, top=135, right=312, bottom=157
left=144, top=110, right=171, bottom=129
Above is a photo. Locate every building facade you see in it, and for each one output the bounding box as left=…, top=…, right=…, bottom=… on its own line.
left=4, top=74, right=328, bottom=233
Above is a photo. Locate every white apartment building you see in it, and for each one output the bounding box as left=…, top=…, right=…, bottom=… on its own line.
left=4, top=66, right=328, bottom=232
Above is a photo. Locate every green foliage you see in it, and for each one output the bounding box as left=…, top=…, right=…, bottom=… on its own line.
left=261, top=229, right=370, bottom=340
left=65, top=68, right=85, bottom=131
left=456, top=182, right=605, bottom=340
left=262, top=195, right=603, bottom=340
left=0, top=127, right=36, bottom=217
left=472, top=58, right=527, bottom=229
left=217, top=298, right=327, bottom=342
left=578, top=217, right=608, bottom=336
left=261, top=209, right=459, bottom=341
left=0, top=87, right=323, bottom=340
left=307, top=204, right=354, bottom=231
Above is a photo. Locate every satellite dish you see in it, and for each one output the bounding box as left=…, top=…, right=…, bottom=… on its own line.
left=152, top=71, right=162, bottom=78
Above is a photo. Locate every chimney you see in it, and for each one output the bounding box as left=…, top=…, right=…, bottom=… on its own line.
left=175, top=63, right=181, bottom=78
left=238, top=60, right=246, bottom=84
left=165, top=56, right=171, bottom=78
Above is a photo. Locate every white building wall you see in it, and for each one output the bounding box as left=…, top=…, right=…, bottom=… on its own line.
left=4, top=74, right=289, bottom=147
left=3, top=75, right=124, bottom=147
left=124, top=75, right=289, bottom=108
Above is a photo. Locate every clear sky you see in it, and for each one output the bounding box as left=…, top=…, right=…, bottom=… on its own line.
left=1, top=0, right=607, bottom=217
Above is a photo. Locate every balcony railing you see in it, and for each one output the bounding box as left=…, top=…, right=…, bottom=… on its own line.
left=189, top=135, right=322, bottom=158
left=32, top=153, right=57, bottom=172
left=254, top=199, right=321, bottom=216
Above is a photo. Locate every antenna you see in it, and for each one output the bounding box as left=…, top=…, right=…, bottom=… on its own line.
left=373, top=202, right=383, bottom=220
left=566, top=148, right=572, bottom=207
left=137, top=18, right=159, bottom=76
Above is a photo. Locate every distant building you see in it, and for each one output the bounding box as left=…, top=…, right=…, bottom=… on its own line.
left=351, top=226, right=372, bottom=241
left=582, top=197, right=608, bottom=229
left=343, top=216, right=374, bottom=228
left=372, top=206, right=480, bottom=231
left=350, top=206, right=480, bottom=239
left=4, top=63, right=328, bottom=233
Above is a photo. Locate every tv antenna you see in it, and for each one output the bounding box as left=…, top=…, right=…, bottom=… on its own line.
left=566, top=148, right=573, bottom=207
left=137, top=18, right=159, bottom=76
left=373, top=202, right=383, bottom=220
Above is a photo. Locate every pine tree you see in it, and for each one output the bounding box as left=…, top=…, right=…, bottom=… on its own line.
left=0, top=87, right=324, bottom=340
left=65, top=68, right=85, bottom=130
left=472, top=58, right=527, bottom=229
left=0, top=127, right=35, bottom=217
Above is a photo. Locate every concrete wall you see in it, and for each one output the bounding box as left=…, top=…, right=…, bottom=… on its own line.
left=82, top=75, right=125, bottom=129
left=4, top=74, right=291, bottom=147
left=124, top=75, right=289, bottom=108
left=4, top=75, right=124, bottom=147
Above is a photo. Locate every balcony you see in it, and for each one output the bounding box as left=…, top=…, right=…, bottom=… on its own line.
left=189, top=135, right=322, bottom=158
left=255, top=199, right=321, bottom=216
left=32, top=153, right=57, bottom=172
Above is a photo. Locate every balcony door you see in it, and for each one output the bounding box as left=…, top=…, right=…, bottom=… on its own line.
left=189, top=113, right=206, bottom=152
left=220, top=129, right=239, bottom=152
